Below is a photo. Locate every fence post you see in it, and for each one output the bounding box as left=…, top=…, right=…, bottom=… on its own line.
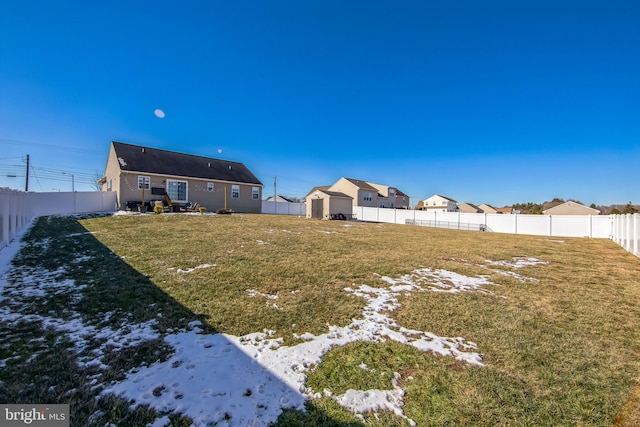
left=627, top=214, right=633, bottom=252
left=1, top=188, right=9, bottom=249
left=10, top=190, right=18, bottom=243
left=634, top=213, right=639, bottom=256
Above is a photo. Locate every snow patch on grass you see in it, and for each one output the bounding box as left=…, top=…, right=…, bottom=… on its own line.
left=485, top=256, right=548, bottom=269
left=376, top=268, right=498, bottom=295
left=168, top=264, right=215, bottom=274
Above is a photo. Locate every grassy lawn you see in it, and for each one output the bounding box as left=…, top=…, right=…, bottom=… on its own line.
left=1, top=213, right=639, bottom=426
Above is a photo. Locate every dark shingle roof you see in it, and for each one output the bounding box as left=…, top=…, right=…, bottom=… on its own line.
left=343, top=178, right=379, bottom=192
left=305, top=186, right=351, bottom=199
left=112, top=141, right=262, bottom=185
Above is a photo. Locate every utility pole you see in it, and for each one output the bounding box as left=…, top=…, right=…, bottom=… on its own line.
left=25, top=154, right=29, bottom=191
left=273, top=176, right=277, bottom=201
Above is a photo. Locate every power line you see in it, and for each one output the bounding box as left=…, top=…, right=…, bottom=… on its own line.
left=0, top=138, right=103, bottom=156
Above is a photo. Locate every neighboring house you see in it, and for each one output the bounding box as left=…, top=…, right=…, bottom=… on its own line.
left=458, top=202, right=483, bottom=213
left=304, top=177, right=409, bottom=219
left=101, top=141, right=263, bottom=212
left=478, top=203, right=498, bottom=214
left=265, top=195, right=295, bottom=203
left=420, top=195, right=457, bottom=212
left=366, top=182, right=410, bottom=209
left=496, top=206, right=515, bottom=214
left=479, top=204, right=513, bottom=214
left=542, top=200, right=601, bottom=215
left=542, top=201, right=563, bottom=211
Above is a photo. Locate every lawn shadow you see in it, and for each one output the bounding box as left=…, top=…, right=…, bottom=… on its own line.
left=0, top=215, right=364, bottom=426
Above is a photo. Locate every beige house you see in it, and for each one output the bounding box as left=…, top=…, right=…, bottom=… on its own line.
left=543, top=200, right=600, bottom=215
left=366, top=182, right=410, bottom=209
left=304, top=177, right=409, bottom=219
left=458, top=202, right=483, bottom=213
left=420, top=195, right=457, bottom=212
left=478, top=204, right=514, bottom=214
left=478, top=203, right=498, bottom=214
left=101, top=141, right=263, bottom=212
left=496, top=206, right=514, bottom=214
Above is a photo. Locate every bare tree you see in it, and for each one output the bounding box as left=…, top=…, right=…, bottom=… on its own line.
left=92, top=170, right=104, bottom=191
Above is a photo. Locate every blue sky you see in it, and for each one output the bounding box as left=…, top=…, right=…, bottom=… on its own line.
left=1, top=1, right=638, bottom=206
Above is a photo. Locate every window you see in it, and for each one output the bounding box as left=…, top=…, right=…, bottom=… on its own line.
left=167, top=180, right=187, bottom=202
left=138, top=176, right=150, bottom=190
left=363, top=192, right=372, bottom=201
left=106, top=179, right=112, bottom=191
left=442, top=201, right=447, bottom=205
left=231, top=185, right=240, bottom=199
left=207, top=182, right=214, bottom=192
left=389, top=189, right=395, bottom=195
left=252, top=187, right=259, bottom=200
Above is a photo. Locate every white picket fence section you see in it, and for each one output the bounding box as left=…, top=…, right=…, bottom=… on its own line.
left=0, top=189, right=117, bottom=250
left=261, top=200, right=306, bottom=216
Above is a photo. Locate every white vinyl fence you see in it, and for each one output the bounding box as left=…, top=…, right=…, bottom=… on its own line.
left=0, top=189, right=117, bottom=250
left=354, top=207, right=640, bottom=257
left=354, top=206, right=614, bottom=238
left=261, top=200, right=306, bottom=216
left=2, top=189, right=638, bottom=259
left=0, top=188, right=35, bottom=250
left=30, top=191, right=117, bottom=217
left=611, top=213, right=640, bottom=257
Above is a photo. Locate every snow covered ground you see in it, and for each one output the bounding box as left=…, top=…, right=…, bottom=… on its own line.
left=0, top=224, right=547, bottom=426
